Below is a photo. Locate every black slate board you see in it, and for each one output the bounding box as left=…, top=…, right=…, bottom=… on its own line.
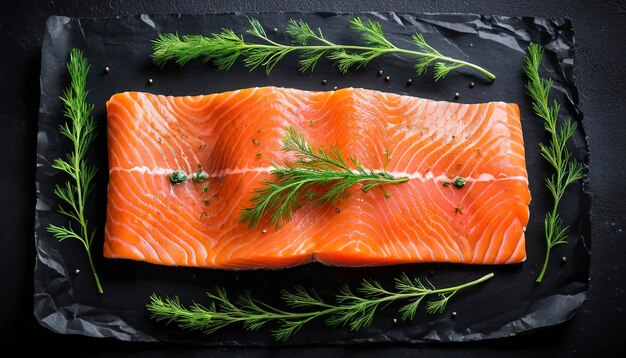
left=34, top=12, right=591, bottom=345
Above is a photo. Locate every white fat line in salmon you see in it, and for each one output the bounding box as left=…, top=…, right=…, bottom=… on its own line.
left=109, top=166, right=528, bottom=183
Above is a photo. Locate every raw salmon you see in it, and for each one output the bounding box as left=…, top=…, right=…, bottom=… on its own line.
left=104, top=87, right=530, bottom=268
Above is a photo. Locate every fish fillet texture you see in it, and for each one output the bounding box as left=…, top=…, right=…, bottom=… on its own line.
left=104, top=87, right=530, bottom=268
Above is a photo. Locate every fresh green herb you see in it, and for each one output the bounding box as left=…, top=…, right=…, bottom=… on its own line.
left=239, top=127, right=410, bottom=229
left=147, top=272, right=493, bottom=341
left=170, top=169, right=188, bottom=184
left=152, top=17, right=495, bottom=80
left=46, top=48, right=103, bottom=294
left=203, top=198, right=211, bottom=206
left=201, top=185, right=208, bottom=193
left=453, top=177, right=467, bottom=188
left=193, top=169, right=209, bottom=182
left=524, top=43, right=583, bottom=283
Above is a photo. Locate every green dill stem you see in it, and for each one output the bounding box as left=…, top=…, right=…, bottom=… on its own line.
left=536, top=246, right=551, bottom=283
left=241, top=127, right=410, bottom=229
left=186, top=42, right=496, bottom=80
left=148, top=273, right=494, bottom=340
left=153, top=18, right=496, bottom=80
left=525, top=42, right=582, bottom=283
left=84, top=244, right=103, bottom=293
left=47, top=48, right=103, bottom=294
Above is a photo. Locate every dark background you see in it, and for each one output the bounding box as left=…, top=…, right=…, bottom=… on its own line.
left=2, top=0, right=625, bottom=356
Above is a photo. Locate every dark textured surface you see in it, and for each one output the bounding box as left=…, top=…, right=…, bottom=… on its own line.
left=2, top=0, right=625, bottom=356
left=33, top=12, right=589, bottom=346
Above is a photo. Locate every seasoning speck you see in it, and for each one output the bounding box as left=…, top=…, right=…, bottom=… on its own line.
left=104, top=66, right=110, bottom=73
left=203, top=198, right=211, bottom=206
left=74, top=269, right=80, bottom=275
left=451, top=135, right=456, bottom=139
left=377, top=69, right=384, bottom=77
left=451, top=312, right=457, bottom=319
left=335, top=207, right=341, bottom=214
left=469, top=82, right=475, bottom=88
left=256, top=152, right=262, bottom=158
left=148, top=78, right=154, bottom=85
left=442, top=181, right=451, bottom=187
left=454, top=92, right=460, bottom=99
left=455, top=205, right=463, bottom=214
left=384, top=75, right=391, bottom=82
left=406, top=78, right=413, bottom=86
left=384, top=192, right=392, bottom=198
left=309, top=120, right=315, bottom=127
left=392, top=318, right=398, bottom=324
left=262, top=229, right=268, bottom=234
left=252, top=139, right=261, bottom=146
left=321, top=79, right=328, bottom=85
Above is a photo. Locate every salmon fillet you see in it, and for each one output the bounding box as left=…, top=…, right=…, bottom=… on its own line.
left=104, top=87, right=530, bottom=268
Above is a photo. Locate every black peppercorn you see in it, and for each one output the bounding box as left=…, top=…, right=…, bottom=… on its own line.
left=321, top=79, right=327, bottom=85
left=454, top=92, right=460, bottom=99
left=377, top=69, right=384, bottom=77
left=384, top=75, right=390, bottom=82
left=406, top=78, right=412, bottom=86
left=469, top=82, right=475, bottom=88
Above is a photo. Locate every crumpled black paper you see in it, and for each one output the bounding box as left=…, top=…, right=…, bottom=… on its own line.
left=34, top=13, right=591, bottom=345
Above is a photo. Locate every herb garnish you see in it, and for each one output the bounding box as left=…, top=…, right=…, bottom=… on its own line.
left=524, top=43, right=583, bottom=283
left=147, top=272, right=493, bottom=341
left=453, top=177, right=467, bottom=188
left=170, top=169, right=187, bottom=184
left=46, top=49, right=103, bottom=294
left=152, top=17, right=495, bottom=80
left=239, top=127, right=410, bottom=229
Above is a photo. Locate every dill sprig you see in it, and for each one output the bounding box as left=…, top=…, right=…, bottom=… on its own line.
left=524, top=43, right=583, bottom=283
left=147, top=272, right=494, bottom=341
left=239, top=127, right=410, bottom=229
left=46, top=48, right=103, bottom=294
left=152, top=17, right=495, bottom=80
